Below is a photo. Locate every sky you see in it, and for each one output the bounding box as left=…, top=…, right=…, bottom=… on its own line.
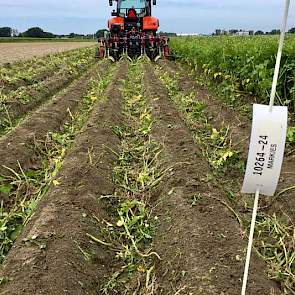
left=0, top=0, right=294, bottom=35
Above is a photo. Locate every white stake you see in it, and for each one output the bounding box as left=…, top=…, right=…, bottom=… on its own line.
left=241, top=189, right=260, bottom=295
left=269, top=0, right=290, bottom=112
left=241, top=1, right=291, bottom=292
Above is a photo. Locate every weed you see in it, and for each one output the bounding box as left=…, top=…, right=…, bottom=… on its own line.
left=187, top=193, right=203, bottom=207
left=286, top=126, right=295, bottom=154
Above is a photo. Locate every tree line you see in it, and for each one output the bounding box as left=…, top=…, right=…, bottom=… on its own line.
left=213, top=27, right=295, bottom=36
left=0, top=27, right=177, bottom=39
left=0, top=27, right=55, bottom=38
left=0, top=27, right=105, bottom=39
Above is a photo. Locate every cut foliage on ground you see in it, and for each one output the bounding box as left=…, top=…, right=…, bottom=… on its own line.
left=0, top=41, right=294, bottom=295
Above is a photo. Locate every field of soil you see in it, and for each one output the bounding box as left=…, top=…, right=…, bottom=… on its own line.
left=0, top=42, right=96, bottom=64
left=0, top=49, right=294, bottom=295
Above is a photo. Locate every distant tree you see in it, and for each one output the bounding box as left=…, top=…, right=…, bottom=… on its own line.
left=69, top=33, right=85, bottom=38
left=159, top=31, right=177, bottom=37
left=229, top=29, right=238, bottom=35
left=22, top=27, right=55, bottom=38
left=288, top=27, right=295, bottom=34
left=249, top=30, right=254, bottom=36
left=269, top=29, right=280, bottom=35
left=0, top=27, right=12, bottom=37
left=11, top=29, right=19, bottom=37
left=22, top=27, right=44, bottom=37
left=85, top=34, right=95, bottom=39
left=214, top=29, right=228, bottom=36
left=254, top=30, right=264, bottom=35
left=215, top=29, right=222, bottom=36
left=95, top=29, right=109, bottom=38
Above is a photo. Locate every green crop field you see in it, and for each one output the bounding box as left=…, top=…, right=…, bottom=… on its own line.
left=171, top=35, right=295, bottom=113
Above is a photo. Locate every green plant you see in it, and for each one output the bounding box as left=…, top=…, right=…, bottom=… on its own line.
left=207, top=127, right=241, bottom=170
left=287, top=126, right=295, bottom=145
left=171, top=36, right=295, bottom=113
left=156, top=65, right=242, bottom=173
left=0, top=276, right=8, bottom=285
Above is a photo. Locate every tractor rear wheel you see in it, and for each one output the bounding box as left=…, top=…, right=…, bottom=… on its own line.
left=99, top=47, right=105, bottom=58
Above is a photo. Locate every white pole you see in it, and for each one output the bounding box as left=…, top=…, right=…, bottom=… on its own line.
left=269, top=0, right=291, bottom=112
left=241, top=189, right=260, bottom=295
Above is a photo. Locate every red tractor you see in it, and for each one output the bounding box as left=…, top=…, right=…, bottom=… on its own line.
left=97, top=0, right=170, bottom=61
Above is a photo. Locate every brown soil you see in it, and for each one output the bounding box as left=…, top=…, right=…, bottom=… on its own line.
left=0, top=62, right=128, bottom=295
left=143, top=63, right=280, bottom=295
left=0, top=42, right=96, bottom=65
left=1, top=67, right=61, bottom=94
left=0, top=65, right=91, bottom=133
left=0, top=58, right=292, bottom=295
left=158, top=60, right=251, bottom=157
left=0, top=62, right=109, bottom=178
left=161, top=60, right=295, bottom=222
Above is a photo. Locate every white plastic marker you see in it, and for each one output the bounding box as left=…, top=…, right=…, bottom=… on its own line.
left=242, top=104, right=288, bottom=196
left=240, top=1, right=290, bottom=294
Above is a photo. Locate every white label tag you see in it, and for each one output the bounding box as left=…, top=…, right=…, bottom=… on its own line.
left=242, top=104, right=288, bottom=196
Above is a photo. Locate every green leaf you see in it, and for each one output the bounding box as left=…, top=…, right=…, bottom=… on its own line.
left=0, top=183, right=13, bottom=195
left=286, top=127, right=295, bottom=144
left=26, top=199, right=38, bottom=214
left=0, top=276, right=8, bottom=285
left=9, top=224, right=23, bottom=241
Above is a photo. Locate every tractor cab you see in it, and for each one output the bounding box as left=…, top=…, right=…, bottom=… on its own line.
left=118, top=0, right=149, bottom=18
left=109, top=0, right=158, bottom=34
left=97, top=0, right=169, bottom=61
left=111, top=0, right=152, bottom=18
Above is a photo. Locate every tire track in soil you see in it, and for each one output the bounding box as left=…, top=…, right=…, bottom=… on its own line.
left=0, top=62, right=128, bottom=295
left=143, top=63, right=280, bottom=295
left=159, top=60, right=295, bottom=229
left=0, top=61, right=110, bottom=177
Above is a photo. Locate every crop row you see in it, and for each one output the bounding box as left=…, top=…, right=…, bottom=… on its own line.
left=155, top=62, right=295, bottom=294
left=171, top=36, right=295, bottom=113
left=0, top=63, right=114, bottom=265
left=0, top=46, right=94, bottom=92
left=0, top=47, right=95, bottom=134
